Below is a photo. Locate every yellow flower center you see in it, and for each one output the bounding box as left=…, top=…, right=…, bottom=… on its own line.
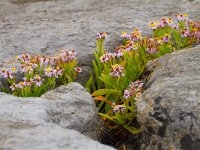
left=46, top=67, right=52, bottom=73
left=27, top=67, right=32, bottom=71
left=19, top=82, right=24, bottom=86
left=11, top=68, right=17, bottom=71
left=168, top=18, right=173, bottom=23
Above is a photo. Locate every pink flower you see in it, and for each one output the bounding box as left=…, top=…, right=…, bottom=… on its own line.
left=32, top=63, right=38, bottom=69
left=146, top=47, right=158, bottom=54
left=162, top=34, right=170, bottom=43
left=16, top=82, right=25, bottom=89
left=60, top=49, right=77, bottom=62
left=17, top=52, right=30, bottom=63
left=96, top=32, right=106, bottom=40
left=181, top=29, right=190, bottom=38
left=177, top=13, right=188, bottom=22
left=68, top=50, right=77, bottom=61
left=22, top=77, right=31, bottom=87
left=112, top=104, right=126, bottom=113
left=9, top=68, right=17, bottom=74
left=35, top=81, right=43, bottom=87
left=74, top=67, right=82, bottom=73
left=53, top=66, right=63, bottom=77
left=159, top=18, right=168, bottom=28
left=34, top=75, right=43, bottom=87
left=0, top=70, right=14, bottom=79
left=123, top=90, right=131, bottom=99
left=44, top=67, right=53, bottom=77
left=0, top=70, right=8, bottom=78
left=172, top=24, right=178, bottom=29
left=26, top=65, right=33, bottom=74
left=149, top=22, right=158, bottom=30
left=20, top=64, right=33, bottom=74
left=109, top=64, right=125, bottom=77
left=130, top=29, right=142, bottom=42
left=121, top=32, right=131, bottom=40
left=100, top=52, right=113, bottom=62
left=114, top=49, right=123, bottom=58
left=123, top=80, right=144, bottom=100
left=167, top=18, right=174, bottom=27
left=43, top=58, right=50, bottom=66
left=10, top=83, right=17, bottom=91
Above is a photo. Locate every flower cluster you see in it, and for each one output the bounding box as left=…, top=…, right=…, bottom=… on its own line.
left=9, top=75, right=44, bottom=91
left=87, top=14, right=200, bottom=135
left=123, top=80, right=144, bottom=100
left=60, top=49, right=77, bottom=62
left=109, top=64, right=125, bottom=77
left=0, top=68, right=17, bottom=79
left=100, top=52, right=113, bottom=62
left=120, top=32, right=131, bottom=40
left=176, top=13, right=188, bottom=22
left=113, top=48, right=123, bottom=58
left=112, top=103, right=126, bottom=113
left=17, top=52, right=31, bottom=64
left=130, top=29, right=142, bottom=42
left=146, top=37, right=162, bottom=54
left=0, top=50, right=81, bottom=97
left=148, top=17, right=176, bottom=30
left=97, top=32, right=106, bottom=40
left=97, top=14, right=199, bottom=63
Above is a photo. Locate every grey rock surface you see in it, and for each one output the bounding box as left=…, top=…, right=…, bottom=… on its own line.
left=0, top=82, right=115, bottom=150
left=0, top=0, right=200, bottom=84
left=42, top=82, right=99, bottom=139
left=136, top=46, right=200, bottom=150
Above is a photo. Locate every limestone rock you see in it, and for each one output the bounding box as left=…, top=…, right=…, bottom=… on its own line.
left=0, top=83, right=115, bottom=150
left=136, top=46, right=200, bottom=150
left=42, top=82, right=99, bottom=139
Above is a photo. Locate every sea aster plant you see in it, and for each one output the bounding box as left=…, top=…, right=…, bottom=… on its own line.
left=109, top=64, right=125, bottom=77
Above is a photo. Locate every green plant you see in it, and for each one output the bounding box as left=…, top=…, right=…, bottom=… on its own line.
left=86, top=14, right=200, bottom=135
left=0, top=50, right=82, bottom=97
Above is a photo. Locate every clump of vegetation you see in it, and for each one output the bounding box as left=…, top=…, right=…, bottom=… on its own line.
left=85, top=14, right=200, bottom=134
left=0, top=50, right=82, bottom=97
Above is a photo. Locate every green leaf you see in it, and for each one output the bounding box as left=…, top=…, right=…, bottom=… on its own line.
left=113, top=114, right=125, bottom=125
left=92, top=89, right=121, bottom=96
left=99, top=74, right=114, bottom=88
left=98, top=113, right=119, bottom=124
left=98, top=101, right=105, bottom=111
left=123, top=125, right=141, bottom=134
left=172, top=29, right=181, bottom=48
left=65, top=74, right=73, bottom=83
left=92, top=60, right=98, bottom=77
left=92, top=59, right=102, bottom=89
left=85, top=72, right=96, bottom=93
left=105, top=103, right=112, bottom=113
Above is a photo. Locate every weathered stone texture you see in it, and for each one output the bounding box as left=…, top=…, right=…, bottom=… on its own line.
left=136, top=46, right=200, bottom=150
